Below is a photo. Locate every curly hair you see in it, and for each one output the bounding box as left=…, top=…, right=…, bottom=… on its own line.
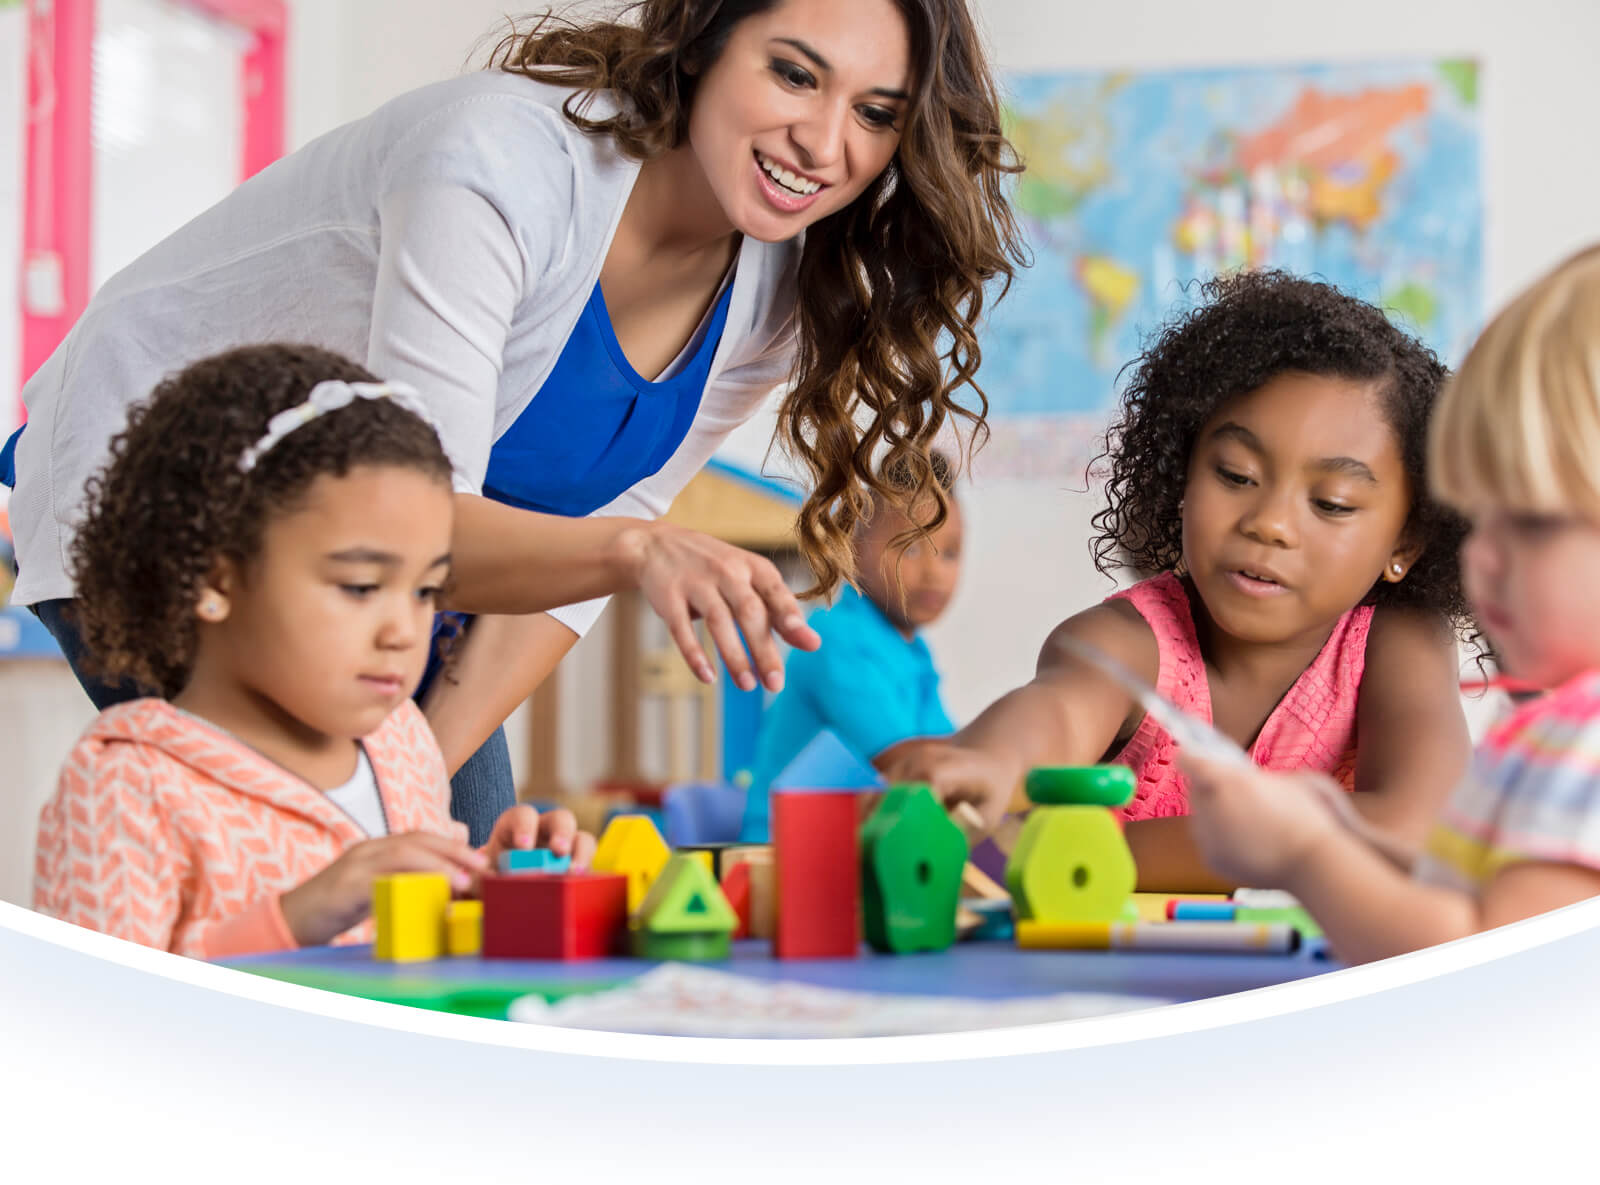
left=487, top=1, right=1025, bottom=593
left=1090, top=270, right=1476, bottom=635
left=70, top=343, right=454, bottom=699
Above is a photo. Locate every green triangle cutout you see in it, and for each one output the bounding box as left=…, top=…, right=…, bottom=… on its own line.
left=685, top=893, right=708, bottom=914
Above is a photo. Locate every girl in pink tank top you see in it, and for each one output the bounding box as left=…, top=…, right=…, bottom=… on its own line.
left=884, top=272, right=1482, bottom=889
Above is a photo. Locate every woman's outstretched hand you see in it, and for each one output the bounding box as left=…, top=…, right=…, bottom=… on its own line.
left=614, top=521, right=820, bottom=692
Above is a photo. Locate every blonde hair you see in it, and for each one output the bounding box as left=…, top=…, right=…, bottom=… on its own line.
left=1431, top=245, right=1600, bottom=519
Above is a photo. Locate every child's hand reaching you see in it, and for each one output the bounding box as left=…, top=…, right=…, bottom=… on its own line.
left=278, top=832, right=488, bottom=948
left=481, top=804, right=596, bottom=885
left=877, top=738, right=1023, bottom=830
left=1178, top=750, right=1343, bottom=887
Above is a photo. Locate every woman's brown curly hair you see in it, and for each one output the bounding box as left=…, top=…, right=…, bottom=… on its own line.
left=488, top=0, right=1025, bottom=594
left=1089, top=270, right=1479, bottom=642
left=70, top=343, right=453, bottom=699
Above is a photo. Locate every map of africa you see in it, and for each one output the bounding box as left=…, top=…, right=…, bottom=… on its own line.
left=975, top=59, right=1483, bottom=478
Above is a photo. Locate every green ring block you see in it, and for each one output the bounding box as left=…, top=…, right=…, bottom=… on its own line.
left=630, top=930, right=732, bottom=961
left=1024, top=765, right=1136, bottom=807
left=860, top=784, right=969, bottom=954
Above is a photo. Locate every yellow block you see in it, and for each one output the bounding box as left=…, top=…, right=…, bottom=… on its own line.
left=593, top=816, right=671, bottom=914
left=445, top=900, right=483, bottom=957
left=374, top=872, right=450, bottom=962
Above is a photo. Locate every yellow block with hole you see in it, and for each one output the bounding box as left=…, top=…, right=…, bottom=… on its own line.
left=1004, top=806, right=1135, bottom=923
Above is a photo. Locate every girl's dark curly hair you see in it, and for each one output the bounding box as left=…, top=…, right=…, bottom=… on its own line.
left=70, top=343, right=453, bottom=699
left=1090, top=270, right=1476, bottom=635
left=488, top=1, right=1026, bottom=593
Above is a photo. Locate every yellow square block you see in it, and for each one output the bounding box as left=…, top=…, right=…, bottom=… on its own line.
left=374, top=872, right=450, bottom=962
left=445, top=899, right=483, bottom=957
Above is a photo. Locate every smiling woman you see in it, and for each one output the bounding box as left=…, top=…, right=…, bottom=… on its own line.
left=1, top=0, right=1024, bottom=845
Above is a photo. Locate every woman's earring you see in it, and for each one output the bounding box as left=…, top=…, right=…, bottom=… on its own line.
left=1388, top=562, right=1404, bottom=580
left=198, top=594, right=225, bottom=621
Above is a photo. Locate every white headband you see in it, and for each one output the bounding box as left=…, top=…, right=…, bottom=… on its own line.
left=237, top=380, right=438, bottom=473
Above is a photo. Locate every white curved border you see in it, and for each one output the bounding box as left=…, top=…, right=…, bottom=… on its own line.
left=6, top=893, right=1599, bottom=1064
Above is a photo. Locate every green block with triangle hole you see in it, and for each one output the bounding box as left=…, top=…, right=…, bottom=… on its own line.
left=859, top=784, right=969, bottom=954
left=635, top=852, right=738, bottom=936
left=1005, top=803, right=1136, bottom=923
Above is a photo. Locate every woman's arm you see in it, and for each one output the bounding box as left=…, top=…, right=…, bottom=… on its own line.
left=421, top=612, right=580, bottom=777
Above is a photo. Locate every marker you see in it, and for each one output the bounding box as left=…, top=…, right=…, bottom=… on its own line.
left=1166, top=901, right=1237, bottom=922
left=1016, top=919, right=1299, bottom=954
left=1231, top=888, right=1301, bottom=910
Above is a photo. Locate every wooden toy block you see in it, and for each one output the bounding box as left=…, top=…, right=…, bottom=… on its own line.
left=771, top=729, right=883, bottom=793
left=499, top=848, right=572, bottom=875
left=445, top=900, right=483, bottom=956
left=961, top=861, right=1010, bottom=902
left=1024, top=765, right=1136, bottom=808
left=481, top=872, right=627, bottom=960
left=637, top=854, right=738, bottom=935
left=720, top=859, right=752, bottom=939
left=632, top=931, right=732, bottom=961
left=1006, top=804, right=1136, bottom=923
left=674, top=842, right=741, bottom=880
left=859, top=785, right=968, bottom=954
left=591, top=814, right=671, bottom=914
left=773, top=790, right=860, bottom=959
left=684, top=850, right=714, bottom=879
left=950, top=800, right=989, bottom=844
left=722, top=846, right=776, bottom=940
left=374, top=872, right=450, bottom=962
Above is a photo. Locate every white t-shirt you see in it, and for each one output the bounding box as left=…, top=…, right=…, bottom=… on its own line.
left=10, top=72, right=801, bottom=635
left=323, top=746, right=388, bottom=838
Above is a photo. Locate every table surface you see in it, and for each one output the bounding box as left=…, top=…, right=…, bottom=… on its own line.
left=227, top=936, right=1337, bottom=1021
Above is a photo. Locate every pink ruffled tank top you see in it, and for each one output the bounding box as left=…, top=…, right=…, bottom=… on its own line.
left=1107, top=571, right=1372, bottom=821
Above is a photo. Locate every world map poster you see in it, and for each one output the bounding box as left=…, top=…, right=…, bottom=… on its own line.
left=975, top=59, right=1483, bottom=479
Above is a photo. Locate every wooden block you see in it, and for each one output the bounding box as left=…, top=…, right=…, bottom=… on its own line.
left=499, top=849, right=571, bottom=875
left=1005, top=805, right=1135, bottom=923
left=591, top=815, right=670, bottom=914
left=444, top=900, right=483, bottom=957
left=637, top=854, right=737, bottom=935
left=721, top=859, right=752, bottom=939
left=683, top=850, right=714, bottom=879
left=721, top=846, right=775, bottom=940
left=961, top=861, right=1010, bottom=902
left=373, top=872, right=450, bottom=962
left=860, top=786, right=967, bottom=954
left=772, top=791, right=859, bottom=959
left=481, top=872, right=627, bottom=960
left=950, top=801, right=988, bottom=845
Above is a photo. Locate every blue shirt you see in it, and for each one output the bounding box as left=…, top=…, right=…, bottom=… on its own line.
left=739, top=584, right=955, bottom=841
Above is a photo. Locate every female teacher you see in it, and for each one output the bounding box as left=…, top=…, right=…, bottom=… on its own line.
left=2, top=0, right=1024, bottom=842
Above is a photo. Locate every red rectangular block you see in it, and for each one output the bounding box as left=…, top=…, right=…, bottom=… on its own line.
left=773, top=790, right=860, bottom=959
left=481, top=872, right=627, bottom=960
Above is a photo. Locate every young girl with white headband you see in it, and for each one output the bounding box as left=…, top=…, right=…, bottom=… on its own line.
left=33, top=344, right=593, bottom=958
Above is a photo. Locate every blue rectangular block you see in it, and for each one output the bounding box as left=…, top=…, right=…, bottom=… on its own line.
left=498, top=849, right=572, bottom=875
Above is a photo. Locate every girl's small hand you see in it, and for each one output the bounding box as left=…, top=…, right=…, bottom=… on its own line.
left=278, top=832, right=488, bottom=948
left=878, top=739, right=1023, bottom=831
left=615, top=522, right=820, bottom=694
left=481, top=804, right=597, bottom=883
left=1178, top=751, right=1341, bottom=887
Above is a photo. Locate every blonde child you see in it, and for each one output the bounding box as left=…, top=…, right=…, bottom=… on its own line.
left=884, top=271, right=1478, bottom=890
left=1181, top=247, right=1600, bottom=961
left=33, top=344, right=592, bottom=958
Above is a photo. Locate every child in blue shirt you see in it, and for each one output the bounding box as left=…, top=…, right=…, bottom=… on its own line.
left=740, top=453, right=964, bottom=841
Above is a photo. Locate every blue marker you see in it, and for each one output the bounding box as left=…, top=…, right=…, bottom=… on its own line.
left=1167, top=901, right=1237, bottom=922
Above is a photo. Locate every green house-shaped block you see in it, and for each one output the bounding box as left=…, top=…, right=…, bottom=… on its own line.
left=1006, top=805, right=1136, bottom=923
left=860, top=785, right=969, bottom=954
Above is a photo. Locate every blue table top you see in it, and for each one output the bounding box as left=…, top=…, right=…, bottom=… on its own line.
left=229, top=936, right=1335, bottom=1008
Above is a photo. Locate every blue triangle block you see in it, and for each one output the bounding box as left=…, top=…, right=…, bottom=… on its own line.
left=771, top=729, right=884, bottom=793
